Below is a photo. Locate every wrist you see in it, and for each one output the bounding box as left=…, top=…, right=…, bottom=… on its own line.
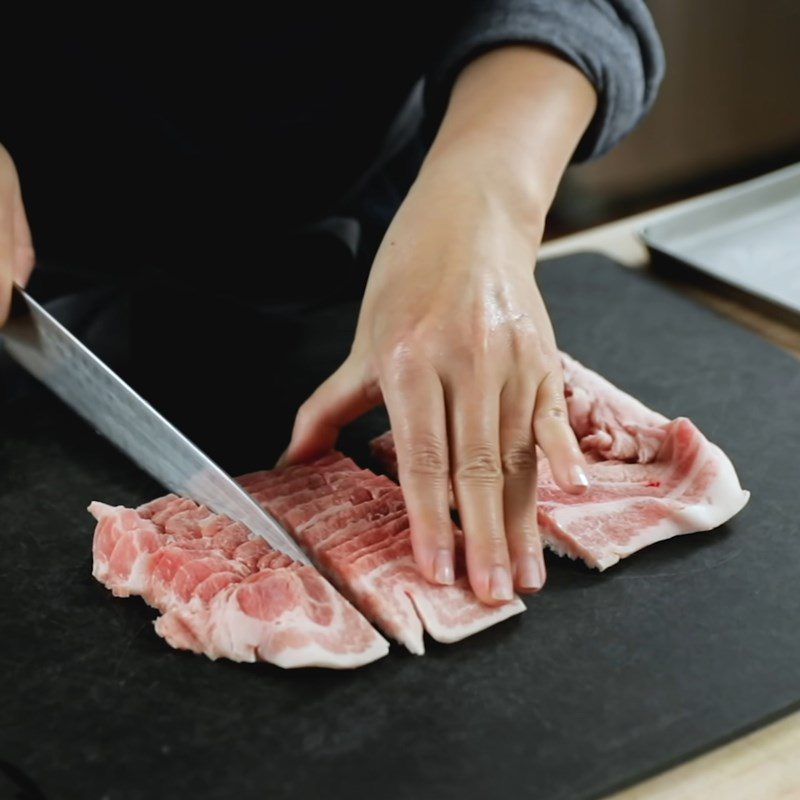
left=416, top=138, right=548, bottom=241
left=416, top=44, right=596, bottom=238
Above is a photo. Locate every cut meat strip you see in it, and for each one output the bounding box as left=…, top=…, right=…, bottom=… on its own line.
left=370, top=352, right=749, bottom=571
left=238, top=452, right=352, bottom=488
left=281, top=478, right=394, bottom=530
left=258, top=470, right=378, bottom=523
left=88, top=496, right=388, bottom=669
left=91, top=447, right=523, bottom=663
left=238, top=454, right=359, bottom=497
left=245, top=456, right=525, bottom=655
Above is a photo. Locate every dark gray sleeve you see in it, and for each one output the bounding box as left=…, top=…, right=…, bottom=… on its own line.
left=422, top=0, right=665, bottom=162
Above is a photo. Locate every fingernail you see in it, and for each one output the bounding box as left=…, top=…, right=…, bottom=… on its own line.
left=570, top=464, right=589, bottom=488
left=433, top=549, right=454, bottom=585
left=518, top=552, right=546, bottom=591
left=490, top=566, right=513, bottom=602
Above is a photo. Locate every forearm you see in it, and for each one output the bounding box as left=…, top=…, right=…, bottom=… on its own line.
left=421, top=45, right=597, bottom=225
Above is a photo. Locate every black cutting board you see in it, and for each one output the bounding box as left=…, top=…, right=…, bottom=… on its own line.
left=1, top=252, right=798, bottom=800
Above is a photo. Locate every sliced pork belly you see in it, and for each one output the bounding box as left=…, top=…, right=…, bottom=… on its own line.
left=536, top=417, right=749, bottom=569
left=369, top=352, right=749, bottom=571
left=243, top=457, right=525, bottom=655
left=89, top=498, right=388, bottom=669
left=561, top=352, right=669, bottom=463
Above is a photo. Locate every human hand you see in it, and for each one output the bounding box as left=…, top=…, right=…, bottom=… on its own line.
left=279, top=152, right=588, bottom=604
left=0, top=143, right=35, bottom=323
left=279, top=45, right=596, bottom=603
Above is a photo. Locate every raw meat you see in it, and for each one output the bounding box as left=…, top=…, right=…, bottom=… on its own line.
left=240, top=453, right=525, bottom=655
left=88, top=497, right=389, bottom=669
left=561, top=353, right=670, bottom=463
left=370, top=353, right=749, bottom=571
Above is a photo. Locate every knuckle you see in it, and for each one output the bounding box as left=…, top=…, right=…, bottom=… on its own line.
left=385, top=329, right=426, bottom=356
left=449, top=342, right=498, bottom=382
left=501, top=442, right=536, bottom=475
left=404, top=435, right=448, bottom=477
left=542, top=365, right=566, bottom=391
left=384, top=338, right=416, bottom=367
left=382, top=338, right=426, bottom=381
left=535, top=404, right=568, bottom=423
left=509, top=326, right=538, bottom=359
left=444, top=333, right=485, bottom=366
left=455, top=445, right=502, bottom=485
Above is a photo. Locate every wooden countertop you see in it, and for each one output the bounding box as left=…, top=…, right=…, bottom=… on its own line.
left=538, top=188, right=800, bottom=799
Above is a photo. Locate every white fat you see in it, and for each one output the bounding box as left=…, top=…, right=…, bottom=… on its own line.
left=543, top=432, right=750, bottom=571
left=90, top=503, right=390, bottom=670
left=268, top=636, right=390, bottom=669
left=155, top=588, right=389, bottom=669
left=408, top=588, right=525, bottom=644
left=350, top=555, right=525, bottom=652
left=350, top=568, right=426, bottom=655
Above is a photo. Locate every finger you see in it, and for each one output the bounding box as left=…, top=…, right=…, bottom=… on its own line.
left=0, top=188, right=13, bottom=325
left=278, top=356, right=381, bottom=467
left=500, top=374, right=546, bottom=593
left=533, top=368, right=589, bottom=494
left=381, top=356, right=454, bottom=585
left=447, top=376, right=512, bottom=605
left=12, top=185, right=35, bottom=286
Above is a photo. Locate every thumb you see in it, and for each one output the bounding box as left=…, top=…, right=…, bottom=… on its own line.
left=277, top=355, right=382, bottom=467
left=12, top=185, right=35, bottom=286
left=0, top=211, right=12, bottom=325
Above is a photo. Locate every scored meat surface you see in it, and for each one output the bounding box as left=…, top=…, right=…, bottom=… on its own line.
left=240, top=453, right=525, bottom=655
left=370, top=353, right=749, bottom=571
left=88, top=497, right=389, bottom=669
left=89, top=451, right=526, bottom=666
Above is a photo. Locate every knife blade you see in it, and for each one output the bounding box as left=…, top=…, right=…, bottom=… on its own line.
left=3, top=285, right=310, bottom=565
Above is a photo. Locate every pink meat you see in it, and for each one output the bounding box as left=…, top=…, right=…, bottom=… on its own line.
left=369, top=352, right=749, bottom=571
left=537, top=416, right=749, bottom=568
left=561, top=352, right=670, bottom=462
left=245, top=458, right=525, bottom=655
left=88, top=496, right=388, bottom=669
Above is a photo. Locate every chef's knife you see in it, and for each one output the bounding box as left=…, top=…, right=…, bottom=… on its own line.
left=2, top=285, right=310, bottom=565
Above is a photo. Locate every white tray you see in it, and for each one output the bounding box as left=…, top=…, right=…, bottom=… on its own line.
left=640, top=162, right=800, bottom=320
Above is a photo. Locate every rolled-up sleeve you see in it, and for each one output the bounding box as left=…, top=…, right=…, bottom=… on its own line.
left=422, top=0, right=665, bottom=162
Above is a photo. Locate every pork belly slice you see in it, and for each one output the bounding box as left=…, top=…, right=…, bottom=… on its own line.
left=560, top=352, right=669, bottom=462
left=88, top=497, right=388, bottom=669
left=369, top=352, right=749, bottom=571
left=537, top=417, right=749, bottom=569
left=243, top=457, right=525, bottom=655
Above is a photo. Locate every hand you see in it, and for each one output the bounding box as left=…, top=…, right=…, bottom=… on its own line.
left=279, top=45, right=596, bottom=603
left=278, top=152, right=589, bottom=604
left=0, top=143, right=35, bottom=323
